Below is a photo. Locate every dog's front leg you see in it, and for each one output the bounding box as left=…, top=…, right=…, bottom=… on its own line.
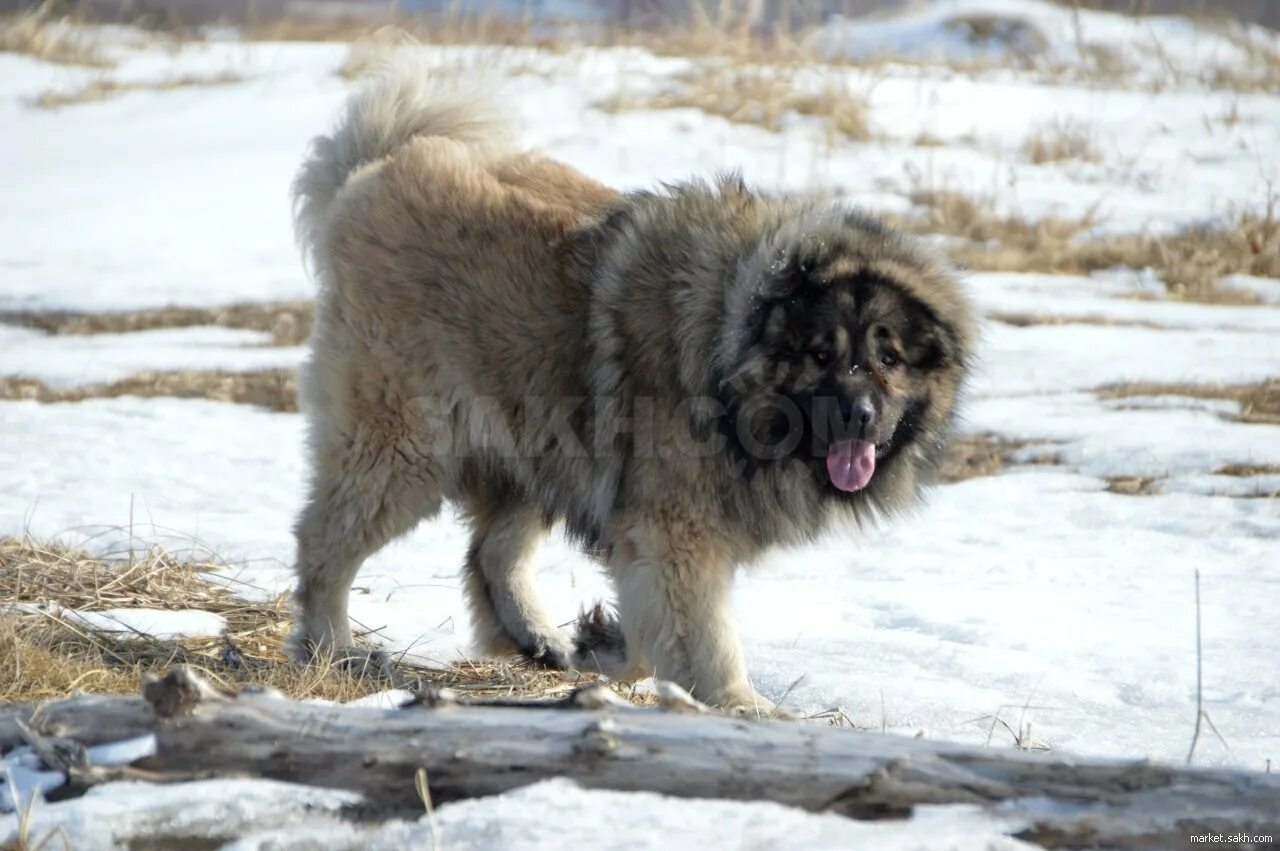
left=603, top=517, right=776, bottom=715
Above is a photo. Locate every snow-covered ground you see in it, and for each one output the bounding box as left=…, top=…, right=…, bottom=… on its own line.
left=1, top=2, right=1278, bottom=846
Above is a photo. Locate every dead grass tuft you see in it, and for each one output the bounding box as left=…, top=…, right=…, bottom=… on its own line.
left=901, top=189, right=1279, bottom=303
left=1022, top=118, right=1100, bottom=164
left=1105, top=476, right=1162, bottom=496
left=600, top=63, right=871, bottom=143
left=940, top=433, right=1062, bottom=482
left=0, top=4, right=113, bottom=68
left=1096, top=379, right=1280, bottom=425
left=33, top=71, right=243, bottom=109
left=2, top=300, right=313, bottom=346
left=1216, top=463, right=1280, bottom=477
left=0, top=369, right=298, bottom=412
left=912, top=131, right=947, bottom=148
left=987, top=311, right=1171, bottom=330
left=0, top=538, right=644, bottom=706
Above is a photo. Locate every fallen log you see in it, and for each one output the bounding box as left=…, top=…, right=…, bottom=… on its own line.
left=3, top=668, right=1278, bottom=848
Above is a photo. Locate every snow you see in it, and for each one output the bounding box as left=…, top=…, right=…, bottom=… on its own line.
left=808, top=0, right=1280, bottom=84
left=59, top=607, right=227, bottom=639
left=0, top=325, right=304, bottom=388
left=0, top=778, right=362, bottom=847
left=1, top=777, right=1035, bottom=850
left=0, top=4, right=1278, bottom=845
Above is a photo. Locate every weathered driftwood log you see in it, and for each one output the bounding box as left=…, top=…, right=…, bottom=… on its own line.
left=4, top=668, right=1279, bottom=848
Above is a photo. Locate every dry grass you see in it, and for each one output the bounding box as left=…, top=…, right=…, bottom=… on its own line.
left=33, top=71, right=244, bottom=110
left=901, top=189, right=1279, bottom=303
left=1203, top=30, right=1280, bottom=94
left=0, top=537, right=641, bottom=706
left=1105, top=476, right=1162, bottom=496
left=2, top=300, right=313, bottom=347
left=987, top=311, right=1171, bottom=330
left=245, top=11, right=560, bottom=49
left=600, top=63, right=871, bottom=143
left=940, top=433, right=1062, bottom=482
left=0, top=4, right=113, bottom=68
left=1217, top=462, right=1280, bottom=477
left=0, top=369, right=298, bottom=412
left=1022, top=119, right=1100, bottom=164
left=1096, top=379, right=1280, bottom=424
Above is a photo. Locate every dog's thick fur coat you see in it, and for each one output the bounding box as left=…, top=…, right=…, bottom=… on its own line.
left=291, top=66, right=975, bottom=710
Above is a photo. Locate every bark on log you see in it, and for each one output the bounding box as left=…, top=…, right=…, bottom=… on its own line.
left=3, top=668, right=1278, bottom=848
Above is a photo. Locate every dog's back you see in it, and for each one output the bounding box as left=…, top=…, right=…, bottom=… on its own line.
left=293, top=63, right=615, bottom=392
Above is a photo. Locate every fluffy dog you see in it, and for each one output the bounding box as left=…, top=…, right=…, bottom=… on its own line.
left=289, top=65, right=975, bottom=711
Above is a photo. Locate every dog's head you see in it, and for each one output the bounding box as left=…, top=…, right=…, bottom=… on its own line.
left=716, top=209, right=974, bottom=510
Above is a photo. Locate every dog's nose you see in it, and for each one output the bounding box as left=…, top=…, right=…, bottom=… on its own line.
left=839, top=396, right=876, bottom=437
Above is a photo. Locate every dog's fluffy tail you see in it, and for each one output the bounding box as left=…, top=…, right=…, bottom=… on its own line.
left=292, top=61, right=514, bottom=267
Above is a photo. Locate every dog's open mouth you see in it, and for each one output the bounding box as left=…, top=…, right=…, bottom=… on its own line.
left=825, top=439, right=889, bottom=492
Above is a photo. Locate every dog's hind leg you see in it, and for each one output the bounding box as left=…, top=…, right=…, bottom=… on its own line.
left=290, top=419, right=444, bottom=664
left=460, top=495, right=574, bottom=668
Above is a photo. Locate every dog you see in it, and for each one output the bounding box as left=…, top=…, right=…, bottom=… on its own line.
left=289, top=64, right=975, bottom=712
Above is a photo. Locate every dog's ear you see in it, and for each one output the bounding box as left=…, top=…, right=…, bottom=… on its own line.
left=913, top=309, right=963, bottom=371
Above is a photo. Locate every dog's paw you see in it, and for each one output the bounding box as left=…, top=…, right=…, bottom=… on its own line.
left=520, top=631, right=575, bottom=670
left=332, top=645, right=395, bottom=680
left=570, top=603, right=632, bottom=676
left=711, top=687, right=795, bottom=720
left=289, top=630, right=393, bottom=680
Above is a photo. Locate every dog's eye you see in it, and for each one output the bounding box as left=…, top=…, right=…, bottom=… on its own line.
left=879, top=351, right=900, bottom=369
left=810, top=350, right=830, bottom=365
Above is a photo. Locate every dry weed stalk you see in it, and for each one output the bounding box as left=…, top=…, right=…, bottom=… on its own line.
left=1023, top=118, right=1100, bottom=164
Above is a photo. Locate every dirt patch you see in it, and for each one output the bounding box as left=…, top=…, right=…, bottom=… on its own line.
left=1096, top=380, right=1280, bottom=425
left=0, top=370, right=298, bottom=412
left=34, top=71, right=244, bottom=109
left=2, top=301, right=313, bottom=346
left=0, top=537, right=646, bottom=706
left=599, top=63, right=871, bottom=144
left=940, top=432, right=1062, bottom=482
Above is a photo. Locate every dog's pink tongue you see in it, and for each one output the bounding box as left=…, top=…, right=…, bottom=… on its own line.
left=826, top=440, right=876, bottom=492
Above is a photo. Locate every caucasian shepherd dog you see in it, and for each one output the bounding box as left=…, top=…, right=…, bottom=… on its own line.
left=290, top=65, right=975, bottom=712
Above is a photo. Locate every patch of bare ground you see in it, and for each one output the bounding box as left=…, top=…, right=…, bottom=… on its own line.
left=900, top=190, right=1279, bottom=304
left=1, top=300, right=313, bottom=346
left=0, top=370, right=298, bottom=412
left=1096, top=379, right=1280, bottom=425
left=598, top=63, right=871, bottom=143
left=0, top=5, right=113, bottom=68
left=1022, top=118, right=1100, bottom=164
left=0, top=538, right=646, bottom=706
left=940, top=433, right=1062, bottom=482
left=33, top=71, right=244, bottom=109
